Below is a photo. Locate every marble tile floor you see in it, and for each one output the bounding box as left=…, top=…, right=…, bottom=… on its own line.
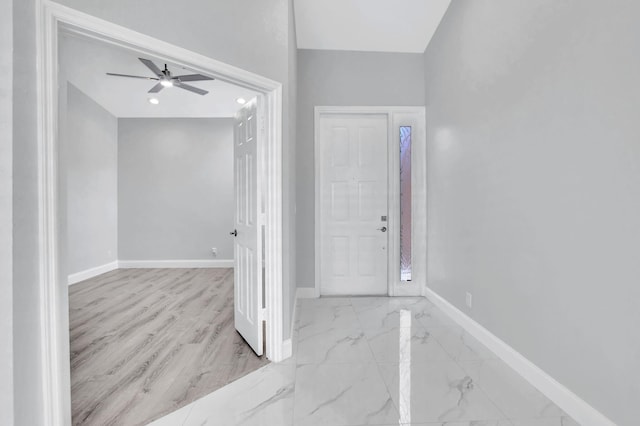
left=150, top=296, right=580, bottom=426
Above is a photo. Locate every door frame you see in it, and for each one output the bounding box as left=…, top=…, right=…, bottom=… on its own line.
left=314, top=106, right=427, bottom=297
left=36, top=2, right=285, bottom=425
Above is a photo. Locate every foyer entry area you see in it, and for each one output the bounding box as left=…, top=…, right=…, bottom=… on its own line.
left=149, top=296, right=579, bottom=425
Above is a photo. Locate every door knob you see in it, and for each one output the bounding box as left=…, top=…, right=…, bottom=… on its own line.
left=230, top=229, right=237, bottom=237
left=377, top=226, right=387, bottom=232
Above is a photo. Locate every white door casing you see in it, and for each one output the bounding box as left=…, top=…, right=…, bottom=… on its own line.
left=233, top=99, right=263, bottom=355
left=318, top=114, right=389, bottom=295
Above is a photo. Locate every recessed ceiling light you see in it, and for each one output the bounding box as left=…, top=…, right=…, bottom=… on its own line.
left=236, top=97, right=246, bottom=105
left=148, top=97, right=160, bottom=105
left=160, top=79, right=174, bottom=88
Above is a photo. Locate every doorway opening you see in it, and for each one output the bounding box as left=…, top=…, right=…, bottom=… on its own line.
left=60, top=29, right=273, bottom=424
left=36, top=3, right=285, bottom=425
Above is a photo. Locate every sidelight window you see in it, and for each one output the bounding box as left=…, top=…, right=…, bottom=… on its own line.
left=400, top=126, right=412, bottom=281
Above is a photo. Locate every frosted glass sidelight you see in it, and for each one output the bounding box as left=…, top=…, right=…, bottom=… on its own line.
left=400, top=126, right=412, bottom=281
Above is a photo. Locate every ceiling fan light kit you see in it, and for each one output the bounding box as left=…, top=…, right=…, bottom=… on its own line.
left=106, top=57, right=214, bottom=96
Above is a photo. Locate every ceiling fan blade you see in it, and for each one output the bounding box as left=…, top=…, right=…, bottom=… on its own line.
left=148, top=83, right=165, bottom=93
left=106, top=72, right=159, bottom=80
left=139, top=58, right=164, bottom=77
left=174, top=82, right=208, bottom=95
left=174, top=74, right=214, bottom=82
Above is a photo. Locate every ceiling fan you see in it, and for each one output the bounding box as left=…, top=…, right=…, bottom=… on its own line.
left=106, top=58, right=214, bottom=95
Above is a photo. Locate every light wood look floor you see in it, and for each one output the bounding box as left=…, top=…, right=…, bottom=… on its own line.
left=69, top=268, right=268, bottom=426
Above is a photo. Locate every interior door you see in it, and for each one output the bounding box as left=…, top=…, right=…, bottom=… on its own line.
left=233, top=98, right=263, bottom=355
left=319, top=114, right=389, bottom=295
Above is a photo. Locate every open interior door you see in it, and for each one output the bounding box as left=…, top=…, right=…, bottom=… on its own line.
left=232, top=98, right=263, bottom=356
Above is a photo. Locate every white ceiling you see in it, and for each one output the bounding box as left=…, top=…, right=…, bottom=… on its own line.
left=60, top=33, right=258, bottom=118
left=294, top=0, right=451, bottom=53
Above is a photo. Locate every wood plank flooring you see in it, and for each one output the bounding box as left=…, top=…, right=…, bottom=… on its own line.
left=69, top=268, right=269, bottom=426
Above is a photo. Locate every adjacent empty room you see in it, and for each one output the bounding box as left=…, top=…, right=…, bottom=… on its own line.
left=59, top=32, right=267, bottom=425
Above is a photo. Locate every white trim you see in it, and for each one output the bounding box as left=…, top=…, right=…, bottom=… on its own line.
left=37, top=2, right=65, bottom=423
left=118, top=259, right=234, bottom=269
left=263, top=84, right=284, bottom=362
left=424, top=287, right=616, bottom=426
left=314, top=106, right=427, bottom=298
left=296, top=287, right=317, bottom=299
left=67, top=261, right=119, bottom=285
left=37, top=2, right=285, bottom=424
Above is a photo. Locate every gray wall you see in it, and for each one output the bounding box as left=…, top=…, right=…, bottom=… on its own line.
left=296, top=49, right=425, bottom=287
left=424, top=1, right=640, bottom=424
left=118, top=118, right=234, bottom=261
left=11, top=1, right=296, bottom=422
left=1, top=0, right=13, bottom=422
left=66, top=84, right=118, bottom=275
left=12, top=0, right=45, bottom=422
left=284, top=0, right=297, bottom=338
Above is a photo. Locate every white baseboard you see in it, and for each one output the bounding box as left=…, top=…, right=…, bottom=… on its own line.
left=118, top=259, right=234, bottom=268
left=68, top=261, right=119, bottom=285
left=68, top=259, right=233, bottom=284
left=424, top=287, right=615, bottom=426
left=296, top=287, right=317, bottom=299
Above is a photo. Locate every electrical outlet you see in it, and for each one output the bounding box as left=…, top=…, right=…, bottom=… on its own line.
left=211, top=248, right=217, bottom=257
left=465, top=292, right=473, bottom=309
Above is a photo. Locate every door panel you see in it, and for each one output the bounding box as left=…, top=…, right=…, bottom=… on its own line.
left=358, top=181, right=376, bottom=219
left=233, top=98, right=263, bottom=356
left=331, top=182, right=350, bottom=220
left=319, top=114, right=388, bottom=295
left=331, top=128, right=350, bottom=166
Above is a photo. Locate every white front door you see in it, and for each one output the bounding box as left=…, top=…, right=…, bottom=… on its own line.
left=319, top=114, right=389, bottom=295
left=233, top=98, right=263, bottom=355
